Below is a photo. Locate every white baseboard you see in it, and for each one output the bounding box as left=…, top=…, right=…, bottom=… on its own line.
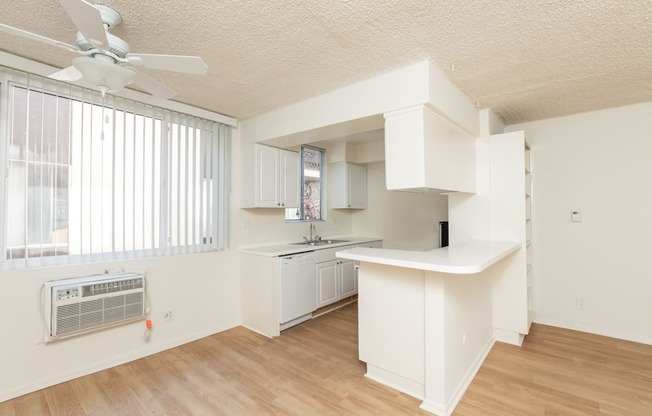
left=0, top=324, right=236, bottom=403
left=366, top=336, right=497, bottom=416
left=240, top=323, right=279, bottom=339
left=365, top=364, right=425, bottom=400
left=419, top=337, right=496, bottom=416
left=279, top=313, right=312, bottom=331
left=534, top=317, right=652, bottom=346
left=493, top=328, right=524, bottom=346
left=420, top=399, right=446, bottom=416
left=419, top=336, right=496, bottom=416
left=312, top=298, right=357, bottom=319
left=445, top=336, right=496, bottom=415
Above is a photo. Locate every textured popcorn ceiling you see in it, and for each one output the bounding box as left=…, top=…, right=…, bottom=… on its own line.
left=0, top=0, right=650, bottom=124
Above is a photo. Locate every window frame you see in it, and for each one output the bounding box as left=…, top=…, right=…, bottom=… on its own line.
left=285, top=145, right=326, bottom=223
left=0, top=68, right=230, bottom=270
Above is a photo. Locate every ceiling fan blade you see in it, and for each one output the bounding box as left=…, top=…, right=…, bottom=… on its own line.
left=131, top=70, right=176, bottom=99
left=0, top=23, right=78, bottom=52
left=58, top=0, right=109, bottom=48
left=126, top=53, right=208, bottom=75
left=49, top=66, right=84, bottom=81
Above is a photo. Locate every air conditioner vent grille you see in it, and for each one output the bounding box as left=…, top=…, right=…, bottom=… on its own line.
left=105, top=295, right=125, bottom=309
left=125, top=303, right=143, bottom=319
left=45, top=273, right=146, bottom=342
left=81, top=276, right=143, bottom=297
left=57, top=316, right=81, bottom=335
left=126, top=292, right=143, bottom=305
left=80, top=311, right=103, bottom=330
left=81, top=299, right=102, bottom=314
left=58, top=303, right=81, bottom=318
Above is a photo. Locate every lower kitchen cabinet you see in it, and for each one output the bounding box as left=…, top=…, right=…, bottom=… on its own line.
left=241, top=239, right=382, bottom=337
left=316, top=260, right=338, bottom=307
left=339, top=259, right=356, bottom=298
left=316, top=257, right=357, bottom=308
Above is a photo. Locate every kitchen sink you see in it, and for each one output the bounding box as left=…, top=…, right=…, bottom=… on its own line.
left=291, top=239, right=351, bottom=246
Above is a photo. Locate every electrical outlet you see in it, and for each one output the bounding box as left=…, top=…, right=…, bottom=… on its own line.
left=576, top=296, right=585, bottom=309
left=163, top=309, right=174, bottom=322
left=462, top=334, right=467, bottom=345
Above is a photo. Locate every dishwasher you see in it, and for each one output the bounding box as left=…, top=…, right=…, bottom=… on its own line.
left=279, top=251, right=316, bottom=331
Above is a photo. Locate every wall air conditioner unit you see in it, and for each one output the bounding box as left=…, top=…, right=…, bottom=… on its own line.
left=44, top=272, right=146, bottom=342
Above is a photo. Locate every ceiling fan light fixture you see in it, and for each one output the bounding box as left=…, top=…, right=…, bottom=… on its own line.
left=2, top=0, right=207, bottom=100
left=73, top=56, right=136, bottom=95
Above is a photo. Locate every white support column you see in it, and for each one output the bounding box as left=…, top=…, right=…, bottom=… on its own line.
left=422, top=274, right=446, bottom=413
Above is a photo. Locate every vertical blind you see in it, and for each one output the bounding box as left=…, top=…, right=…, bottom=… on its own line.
left=0, top=68, right=229, bottom=269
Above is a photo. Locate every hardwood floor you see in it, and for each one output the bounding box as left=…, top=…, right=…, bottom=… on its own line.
left=3, top=304, right=652, bottom=415
left=454, top=323, right=652, bottom=416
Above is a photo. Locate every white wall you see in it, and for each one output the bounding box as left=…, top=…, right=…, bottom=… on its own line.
left=240, top=61, right=430, bottom=144
left=507, top=101, right=652, bottom=344
left=352, top=163, right=448, bottom=250
left=0, top=251, right=240, bottom=402
left=441, top=269, right=494, bottom=410
left=238, top=208, right=352, bottom=244
left=0, top=136, right=243, bottom=402
left=448, top=108, right=504, bottom=245
left=0, top=52, right=242, bottom=402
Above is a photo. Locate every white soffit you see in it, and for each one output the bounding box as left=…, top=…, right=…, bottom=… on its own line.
left=0, top=0, right=649, bottom=124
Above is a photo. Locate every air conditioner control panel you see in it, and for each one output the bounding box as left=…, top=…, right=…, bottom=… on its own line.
left=55, top=285, right=80, bottom=301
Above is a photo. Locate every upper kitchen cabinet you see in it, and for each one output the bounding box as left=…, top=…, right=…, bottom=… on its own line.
left=240, top=143, right=300, bottom=208
left=384, top=104, right=476, bottom=193
left=331, top=162, right=367, bottom=209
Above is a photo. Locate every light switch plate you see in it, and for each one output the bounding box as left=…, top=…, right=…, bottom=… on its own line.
left=571, top=210, right=582, bottom=222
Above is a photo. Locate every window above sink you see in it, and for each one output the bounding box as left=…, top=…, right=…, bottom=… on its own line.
left=285, top=145, right=325, bottom=222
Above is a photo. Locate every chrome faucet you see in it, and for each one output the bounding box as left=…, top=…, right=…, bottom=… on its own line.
left=303, top=223, right=320, bottom=243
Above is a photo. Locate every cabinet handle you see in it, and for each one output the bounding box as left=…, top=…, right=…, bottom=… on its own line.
left=277, top=203, right=280, bottom=206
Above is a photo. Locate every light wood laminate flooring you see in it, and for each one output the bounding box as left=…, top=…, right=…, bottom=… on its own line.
left=2, top=303, right=652, bottom=415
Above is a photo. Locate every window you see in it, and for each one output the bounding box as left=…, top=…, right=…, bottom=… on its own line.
left=285, top=145, right=324, bottom=222
left=1, top=71, right=229, bottom=268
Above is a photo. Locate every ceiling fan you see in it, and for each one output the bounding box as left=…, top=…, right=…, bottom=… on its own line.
left=0, top=0, right=208, bottom=99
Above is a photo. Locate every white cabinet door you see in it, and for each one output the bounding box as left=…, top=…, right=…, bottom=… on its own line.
left=347, top=163, right=367, bottom=209
left=330, top=162, right=347, bottom=209
left=256, top=145, right=280, bottom=207
left=331, top=162, right=367, bottom=209
left=339, top=259, right=356, bottom=297
left=316, top=260, right=338, bottom=308
left=280, top=149, right=300, bottom=208
left=241, top=144, right=300, bottom=208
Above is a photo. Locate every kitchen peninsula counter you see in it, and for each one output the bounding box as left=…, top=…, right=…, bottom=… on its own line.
left=336, top=240, right=519, bottom=274
left=335, top=239, right=521, bottom=416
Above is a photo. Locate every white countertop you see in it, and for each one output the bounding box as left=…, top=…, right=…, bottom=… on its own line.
left=239, top=236, right=382, bottom=257
left=336, top=240, right=520, bottom=274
